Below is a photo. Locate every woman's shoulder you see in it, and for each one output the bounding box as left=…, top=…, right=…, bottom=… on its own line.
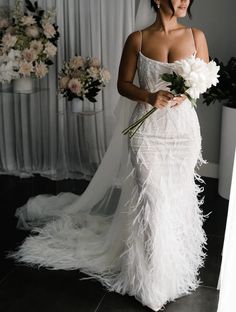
left=190, top=27, right=208, bottom=48
left=191, top=27, right=207, bottom=39
left=124, top=30, right=142, bottom=51
left=126, top=30, right=142, bottom=42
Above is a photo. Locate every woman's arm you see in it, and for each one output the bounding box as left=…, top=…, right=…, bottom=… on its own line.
left=192, top=28, right=209, bottom=63
left=117, top=31, right=150, bottom=103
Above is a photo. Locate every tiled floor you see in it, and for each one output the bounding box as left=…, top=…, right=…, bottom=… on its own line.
left=0, top=175, right=228, bottom=312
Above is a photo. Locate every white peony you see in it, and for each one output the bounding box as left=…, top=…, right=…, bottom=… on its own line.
left=174, top=55, right=220, bottom=99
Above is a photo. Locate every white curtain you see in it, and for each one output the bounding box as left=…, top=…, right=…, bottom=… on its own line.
left=217, top=147, right=236, bottom=311
left=0, top=0, right=135, bottom=180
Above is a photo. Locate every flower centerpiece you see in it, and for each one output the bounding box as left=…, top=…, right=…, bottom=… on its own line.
left=0, top=0, right=59, bottom=92
left=58, top=55, right=111, bottom=113
left=123, top=55, right=220, bottom=138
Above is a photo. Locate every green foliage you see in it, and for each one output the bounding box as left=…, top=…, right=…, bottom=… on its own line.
left=162, top=72, right=187, bottom=95
left=203, top=57, right=236, bottom=108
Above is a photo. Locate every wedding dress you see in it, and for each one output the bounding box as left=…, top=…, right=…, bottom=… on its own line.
left=9, top=38, right=208, bottom=310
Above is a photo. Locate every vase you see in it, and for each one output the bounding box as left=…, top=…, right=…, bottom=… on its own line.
left=13, top=77, right=34, bottom=93
left=71, top=98, right=83, bottom=113
left=218, top=105, right=236, bottom=199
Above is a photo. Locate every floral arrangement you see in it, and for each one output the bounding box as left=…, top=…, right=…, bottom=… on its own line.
left=203, top=57, right=236, bottom=109
left=0, top=0, right=59, bottom=83
left=123, top=55, right=220, bottom=138
left=58, top=55, right=111, bottom=102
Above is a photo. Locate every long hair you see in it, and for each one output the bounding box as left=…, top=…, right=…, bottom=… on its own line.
left=150, top=0, right=194, bottom=18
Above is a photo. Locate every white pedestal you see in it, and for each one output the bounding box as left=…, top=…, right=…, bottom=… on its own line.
left=218, top=105, right=236, bottom=199
left=13, top=77, right=34, bottom=93
left=71, top=98, right=83, bottom=113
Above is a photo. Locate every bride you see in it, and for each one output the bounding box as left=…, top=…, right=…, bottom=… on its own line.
left=9, top=0, right=210, bottom=311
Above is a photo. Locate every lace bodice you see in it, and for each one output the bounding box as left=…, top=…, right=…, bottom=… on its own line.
left=137, top=51, right=176, bottom=93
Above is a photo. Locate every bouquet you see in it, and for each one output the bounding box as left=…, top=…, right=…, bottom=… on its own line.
left=123, top=55, right=220, bottom=138
left=0, top=0, right=59, bottom=83
left=58, top=55, right=111, bottom=102
left=203, top=57, right=236, bottom=109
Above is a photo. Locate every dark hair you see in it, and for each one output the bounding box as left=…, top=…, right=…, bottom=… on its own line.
left=150, top=0, right=194, bottom=19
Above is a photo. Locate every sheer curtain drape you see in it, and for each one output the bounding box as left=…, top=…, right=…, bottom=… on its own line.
left=0, top=0, right=135, bottom=180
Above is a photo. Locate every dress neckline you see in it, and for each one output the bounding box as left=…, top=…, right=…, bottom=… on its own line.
left=138, top=50, right=197, bottom=66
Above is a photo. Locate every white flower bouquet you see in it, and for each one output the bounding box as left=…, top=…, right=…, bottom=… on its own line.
left=58, top=55, right=111, bottom=102
left=123, top=55, right=220, bottom=138
left=0, top=0, right=59, bottom=83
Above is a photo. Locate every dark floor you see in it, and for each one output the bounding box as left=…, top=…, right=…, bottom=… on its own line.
left=0, top=175, right=228, bottom=312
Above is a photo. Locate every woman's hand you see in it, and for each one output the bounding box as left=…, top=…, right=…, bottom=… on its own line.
left=170, top=94, right=187, bottom=108
left=148, top=91, right=186, bottom=109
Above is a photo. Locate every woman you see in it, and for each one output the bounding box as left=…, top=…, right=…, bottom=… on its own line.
left=10, top=1, right=209, bottom=311
left=114, top=0, right=209, bottom=310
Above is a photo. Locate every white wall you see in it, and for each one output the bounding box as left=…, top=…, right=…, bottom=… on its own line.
left=135, top=0, right=236, bottom=177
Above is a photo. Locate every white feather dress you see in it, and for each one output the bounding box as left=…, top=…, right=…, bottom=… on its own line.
left=10, top=50, right=208, bottom=311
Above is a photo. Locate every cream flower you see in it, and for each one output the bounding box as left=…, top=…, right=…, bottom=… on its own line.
left=21, top=15, right=36, bottom=26
left=44, top=42, right=57, bottom=57
left=69, top=56, right=84, bottom=69
left=30, top=40, right=44, bottom=54
left=2, top=33, right=17, bottom=49
left=43, top=23, right=56, bottom=38
left=89, top=57, right=100, bottom=67
left=0, top=18, right=9, bottom=29
left=35, top=62, right=48, bottom=78
left=101, top=68, right=111, bottom=83
left=18, top=61, right=33, bottom=77
left=5, top=26, right=15, bottom=34
left=22, top=48, right=38, bottom=62
left=59, top=76, right=70, bottom=90
left=87, top=66, right=100, bottom=79
left=68, top=78, right=82, bottom=95
left=25, top=25, right=40, bottom=38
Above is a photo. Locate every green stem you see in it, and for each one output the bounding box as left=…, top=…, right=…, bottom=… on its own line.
left=128, top=118, right=146, bottom=138
left=122, top=107, right=157, bottom=135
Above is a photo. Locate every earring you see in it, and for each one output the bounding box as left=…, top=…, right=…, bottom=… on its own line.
left=157, top=3, right=160, bottom=9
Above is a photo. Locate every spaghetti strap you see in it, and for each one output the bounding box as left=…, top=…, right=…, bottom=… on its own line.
left=138, top=30, right=143, bottom=52
left=190, top=27, right=197, bottom=55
